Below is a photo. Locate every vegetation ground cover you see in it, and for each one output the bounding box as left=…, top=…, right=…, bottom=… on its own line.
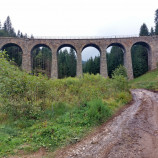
left=0, top=52, right=132, bottom=157
left=130, top=68, right=158, bottom=91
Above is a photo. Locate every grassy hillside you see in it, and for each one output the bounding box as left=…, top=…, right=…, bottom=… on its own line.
left=130, top=68, right=158, bottom=91
left=0, top=52, right=131, bottom=157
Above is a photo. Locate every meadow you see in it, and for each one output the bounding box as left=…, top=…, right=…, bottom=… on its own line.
left=1, top=51, right=154, bottom=157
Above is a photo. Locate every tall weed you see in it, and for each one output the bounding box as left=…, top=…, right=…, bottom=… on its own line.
left=86, top=99, right=112, bottom=124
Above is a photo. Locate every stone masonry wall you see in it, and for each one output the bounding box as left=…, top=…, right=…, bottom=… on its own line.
left=0, top=36, right=158, bottom=80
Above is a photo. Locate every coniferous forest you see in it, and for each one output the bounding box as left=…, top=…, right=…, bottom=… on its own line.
left=1, top=9, right=158, bottom=78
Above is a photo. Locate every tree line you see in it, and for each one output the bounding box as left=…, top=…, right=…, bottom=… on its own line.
left=0, top=16, right=33, bottom=38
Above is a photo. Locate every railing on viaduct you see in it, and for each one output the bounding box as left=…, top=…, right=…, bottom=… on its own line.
left=30, top=34, right=139, bottom=39
left=0, top=36, right=158, bottom=80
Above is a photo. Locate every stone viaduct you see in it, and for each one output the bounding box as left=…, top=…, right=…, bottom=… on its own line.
left=0, top=36, right=158, bottom=80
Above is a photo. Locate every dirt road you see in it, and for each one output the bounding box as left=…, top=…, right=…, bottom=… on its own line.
left=55, top=89, right=158, bottom=158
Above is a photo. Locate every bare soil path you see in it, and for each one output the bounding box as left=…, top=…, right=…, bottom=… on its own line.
left=55, top=89, right=158, bottom=158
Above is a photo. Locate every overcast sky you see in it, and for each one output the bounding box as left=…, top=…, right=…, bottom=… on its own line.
left=1, top=0, right=158, bottom=60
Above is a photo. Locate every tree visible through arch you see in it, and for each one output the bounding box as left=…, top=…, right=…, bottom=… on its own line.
left=131, top=42, right=149, bottom=78
left=106, top=43, right=125, bottom=77
left=82, top=44, right=100, bottom=75
left=1, top=43, right=22, bottom=67
left=57, top=46, right=77, bottom=79
left=31, top=44, right=52, bottom=78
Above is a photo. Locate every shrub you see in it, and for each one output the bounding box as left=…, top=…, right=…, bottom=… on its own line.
left=111, top=65, right=129, bottom=91
left=53, top=102, right=71, bottom=116
left=86, top=99, right=112, bottom=124
left=0, top=51, right=52, bottom=120
left=112, top=75, right=129, bottom=91
left=112, top=65, right=127, bottom=79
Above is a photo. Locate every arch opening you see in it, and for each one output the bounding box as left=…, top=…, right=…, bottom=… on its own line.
left=31, top=44, right=52, bottom=78
left=82, top=44, right=100, bottom=75
left=131, top=42, right=150, bottom=78
left=1, top=43, right=23, bottom=67
left=57, top=45, right=77, bottom=79
left=106, top=43, right=125, bottom=77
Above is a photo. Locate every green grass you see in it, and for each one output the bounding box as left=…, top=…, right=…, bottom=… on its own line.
left=1, top=51, right=157, bottom=157
left=130, top=68, right=158, bottom=91
left=0, top=98, right=129, bottom=157
left=1, top=51, right=158, bottom=157
left=0, top=52, right=132, bottom=157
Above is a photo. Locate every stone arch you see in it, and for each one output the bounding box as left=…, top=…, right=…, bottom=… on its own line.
left=30, top=44, right=52, bottom=53
left=106, top=43, right=126, bottom=53
left=106, top=43, right=126, bottom=77
left=82, top=43, right=101, bottom=53
left=57, top=44, right=77, bottom=53
left=31, top=44, right=52, bottom=77
left=132, top=41, right=151, bottom=51
left=1, top=43, right=23, bottom=67
left=131, top=41, right=152, bottom=77
left=1, top=43, right=23, bottom=51
left=132, top=41, right=151, bottom=50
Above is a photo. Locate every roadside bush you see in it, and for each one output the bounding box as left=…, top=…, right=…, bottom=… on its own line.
left=112, top=65, right=127, bottom=78
left=112, top=75, right=129, bottom=91
left=112, top=65, right=129, bottom=91
left=53, top=102, right=71, bottom=116
left=86, top=99, right=112, bottom=124
left=0, top=51, right=52, bottom=120
left=1, top=100, right=40, bottom=120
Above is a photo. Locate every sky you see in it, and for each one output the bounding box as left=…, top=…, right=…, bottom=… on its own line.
left=1, top=0, right=158, bottom=60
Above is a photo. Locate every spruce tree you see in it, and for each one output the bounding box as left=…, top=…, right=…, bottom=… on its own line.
left=132, top=23, right=149, bottom=77
left=139, top=23, right=149, bottom=36
left=69, top=48, right=76, bottom=77
left=94, top=56, right=100, bottom=74
left=155, top=23, right=158, bottom=35
left=107, top=46, right=124, bottom=77
left=31, top=34, right=34, bottom=39
left=154, top=9, right=158, bottom=35
left=150, top=27, right=154, bottom=35
left=4, top=16, right=12, bottom=34
left=10, top=28, right=16, bottom=37
left=17, top=30, right=21, bottom=37
left=20, top=33, right=23, bottom=38
left=83, top=55, right=100, bottom=75
left=3, top=16, right=16, bottom=37
left=154, top=9, right=158, bottom=24
left=3, top=21, right=7, bottom=32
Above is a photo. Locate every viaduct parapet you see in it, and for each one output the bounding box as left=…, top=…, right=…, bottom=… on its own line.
left=0, top=36, right=158, bottom=80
